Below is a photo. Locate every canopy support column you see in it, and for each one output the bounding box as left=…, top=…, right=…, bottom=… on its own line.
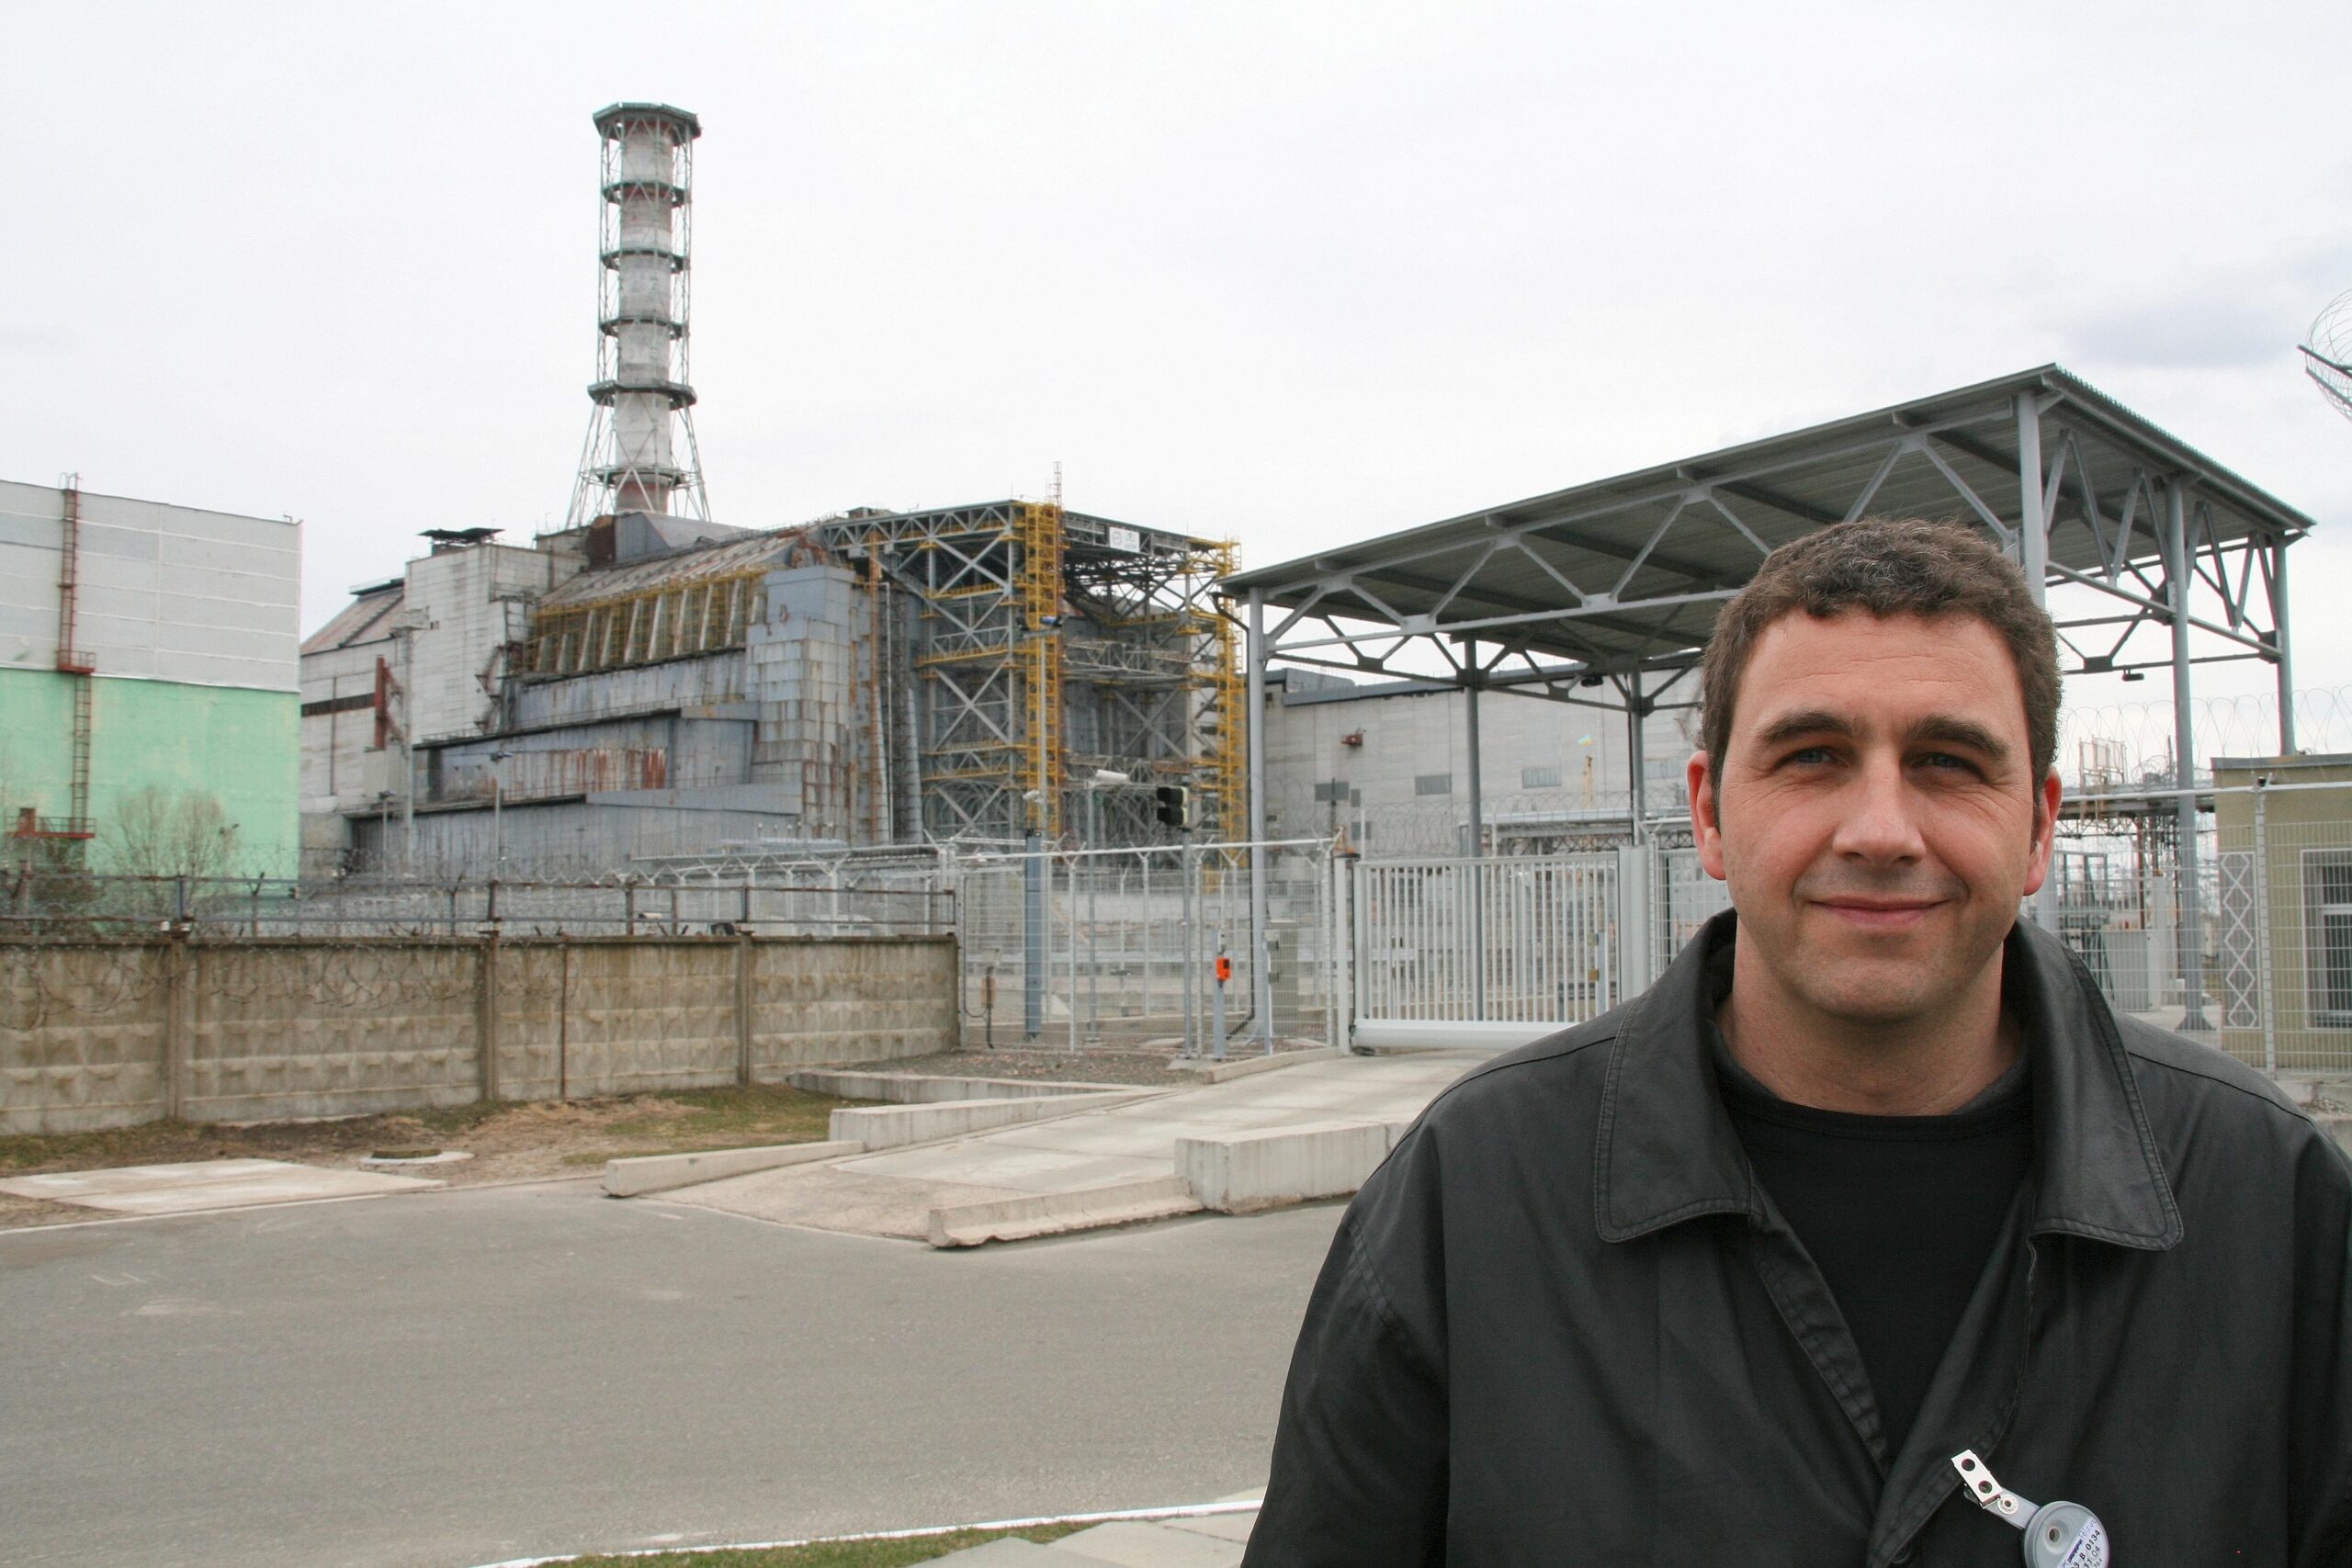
left=1464, top=641, right=1487, bottom=1016
left=2166, top=482, right=2208, bottom=1031
left=1247, top=590, right=1273, bottom=1049
left=1626, top=671, right=1647, bottom=844
left=2272, top=536, right=2296, bottom=755
left=2018, top=392, right=2055, bottom=931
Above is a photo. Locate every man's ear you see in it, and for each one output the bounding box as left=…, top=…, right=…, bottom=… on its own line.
left=1689, top=750, right=1727, bottom=881
left=2018, top=768, right=2063, bottom=895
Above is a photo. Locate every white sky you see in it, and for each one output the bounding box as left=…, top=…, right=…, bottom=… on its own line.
left=6, top=1, right=2349, bottom=711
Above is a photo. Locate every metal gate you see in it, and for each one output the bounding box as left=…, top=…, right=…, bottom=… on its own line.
left=949, top=839, right=1339, bottom=1056
left=1348, top=844, right=1731, bottom=1052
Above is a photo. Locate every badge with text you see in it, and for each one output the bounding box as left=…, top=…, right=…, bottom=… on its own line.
left=1951, top=1450, right=2109, bottom=1567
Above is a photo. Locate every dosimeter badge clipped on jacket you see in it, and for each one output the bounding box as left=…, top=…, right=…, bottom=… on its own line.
left=1951, top=1451, right=2109, bottom=1567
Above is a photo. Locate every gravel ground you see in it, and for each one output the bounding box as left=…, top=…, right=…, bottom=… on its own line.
left=0, top=1083, right=854, bottom=1230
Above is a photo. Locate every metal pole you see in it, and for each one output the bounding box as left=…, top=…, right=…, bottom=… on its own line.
left=400, top=628, right=416, bottom=874
left=1142, top=850, right=1154, bottom=1033
left=2017, top=391, right=2054, bottom=931
left=1464, top=651, right=1485, bottom=857
left=1023, top=830, right=1044, bottom=1039
left=1181, top=836, right=1198, bottom=1055
left=492, top=775, right=503, bottom=870
left=1464, top=648, right=1487, bottom=1019
left=2167, top=482, right=2209, bottom=1030
left=1247, top=590, right=1272, bottom=1047
left=2272, top=536, right=2296, bottom=756
left=1625, top=673, right=1646, bottom=844
left=2255, top=775, right=2277, bottom=1074
left=1068, top=850, right=1080, bottom=1055
left=1084, top=793, right=1100, bottom=1043
left=1212, top=930, right=1227, bottom=1061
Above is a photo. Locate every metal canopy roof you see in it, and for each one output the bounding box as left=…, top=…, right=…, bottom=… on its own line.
left=1227, top=366, right=2312, bottom=694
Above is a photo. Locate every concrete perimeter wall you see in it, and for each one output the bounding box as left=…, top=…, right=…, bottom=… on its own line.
left=0, top=934, right=955, bottom=1134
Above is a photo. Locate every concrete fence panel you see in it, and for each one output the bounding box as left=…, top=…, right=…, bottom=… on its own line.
left=0, top=942, right=173, bottom=1134
left=187, top=941, right=481, bottom=1123
left=1, top=933, right=959, bottom=1135
left=749, top=938, right=956, bottom=1077
left=556, top=941, right=740, bottom=1099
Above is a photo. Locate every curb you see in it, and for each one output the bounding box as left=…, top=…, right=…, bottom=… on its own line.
left=1168, top=1045, right=1343, bottom=1084
left=1177, top=1119, right=1408, bottom=1213
left=928, top=1175, right=1202, bottom=1248
left=831, top=1089, right=1155, bottom=1152
left=604, top=1140, right=863, bottom=1198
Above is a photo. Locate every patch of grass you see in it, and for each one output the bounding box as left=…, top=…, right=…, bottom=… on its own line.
left=408, top=1099, right=520, bottom=1135
left=0, top=1120, right=221, bottom=1174
left=561, top=1521, right=1084, bottom=1567
left=558, top=1084, right=873, bottom=1167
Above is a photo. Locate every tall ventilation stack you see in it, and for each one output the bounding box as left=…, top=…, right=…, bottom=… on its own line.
left=567, top=102, right=710, bottom=526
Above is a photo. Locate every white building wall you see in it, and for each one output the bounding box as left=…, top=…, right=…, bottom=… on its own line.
left=1261, top=672, right=1699, bottom=852
left=300, top=640, right=393, bottom=810
left=400, top=544, right=559, bottom=742
left=0, top=479, right=299, bottom=691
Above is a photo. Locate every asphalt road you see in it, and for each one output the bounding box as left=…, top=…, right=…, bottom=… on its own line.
left=0, top=1180, right=1341, bottom=1568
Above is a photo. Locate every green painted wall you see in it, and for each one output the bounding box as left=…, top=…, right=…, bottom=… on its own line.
left=0, top=669, right=298, bottom=876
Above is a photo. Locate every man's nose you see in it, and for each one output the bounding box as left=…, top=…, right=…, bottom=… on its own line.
left=1830, top=755, right=1926, bottom=864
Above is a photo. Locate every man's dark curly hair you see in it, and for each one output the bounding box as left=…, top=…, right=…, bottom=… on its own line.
left=1699, top=517, right=2060, bottom=796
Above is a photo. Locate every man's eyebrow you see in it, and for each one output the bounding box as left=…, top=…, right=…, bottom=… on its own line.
left=1752, top=709, right=1854, bottom=750
left=1748, top=709, right=2012, bottom=761
left=1905, top=715, right=2010, bottom=760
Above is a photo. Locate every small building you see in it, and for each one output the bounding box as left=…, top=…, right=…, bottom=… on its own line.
left=0, top=478, right=300, bottom=878
left=2211, top=753, right=2352, bottom=1074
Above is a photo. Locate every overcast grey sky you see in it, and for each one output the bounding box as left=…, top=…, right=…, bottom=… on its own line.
left=5, top=1, right=2348, bottom=706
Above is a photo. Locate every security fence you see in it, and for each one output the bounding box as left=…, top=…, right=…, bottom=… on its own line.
left=2211, top=807, right=2352, bottom=1074
left=17, top=801, right=2346, bottom=1078
left=950, top=839, right=1341, bottom=1056
left=0, top=871, right=954, bottom=939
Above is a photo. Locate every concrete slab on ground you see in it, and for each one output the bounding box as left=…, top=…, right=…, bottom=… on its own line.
left=668, top=1167, right=1036, bottom=1240
left=674, top=1053, right=1478, bottom=1241
left=0, top=1158, right=439, bottom=1215
left=927, top=1540, right=1123, bottom=1565
left=1052, top=1519, right=1245, bottom=1566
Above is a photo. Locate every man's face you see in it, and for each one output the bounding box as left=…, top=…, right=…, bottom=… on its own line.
left=1688, top=610, right=2060, bottom=1031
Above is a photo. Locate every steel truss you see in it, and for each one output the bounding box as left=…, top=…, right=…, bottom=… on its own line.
left=815, top=502, right=1242, bottom=845
left=1231, top=367, right=2305, bottom=770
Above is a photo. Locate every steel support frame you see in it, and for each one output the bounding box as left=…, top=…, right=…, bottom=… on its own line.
left=813, top=503, right=1240, bottom=847
left=1241, top=389, right=2299, bottom=888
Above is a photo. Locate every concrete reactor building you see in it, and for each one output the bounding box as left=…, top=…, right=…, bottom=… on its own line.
left=301, top=105, right=1241, bottom=876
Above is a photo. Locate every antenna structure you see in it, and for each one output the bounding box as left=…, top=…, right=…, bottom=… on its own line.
left=2300, top=288, right=2352, bottom=424
left=567, top=102, right=711, bottom=527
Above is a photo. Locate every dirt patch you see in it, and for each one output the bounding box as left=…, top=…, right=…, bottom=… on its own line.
left=0, top=1083, right=865, bottom=1230
left=842, top=1042, right=1321, bottom=1088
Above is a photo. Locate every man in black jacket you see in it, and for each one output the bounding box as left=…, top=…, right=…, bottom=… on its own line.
left=1247, top=519, right=2352, bottom=1564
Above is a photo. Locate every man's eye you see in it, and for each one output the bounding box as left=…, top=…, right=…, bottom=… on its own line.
left=1784, top=746, right=1836, bottom=766
left=1917, top=752, right=1976, bottom=773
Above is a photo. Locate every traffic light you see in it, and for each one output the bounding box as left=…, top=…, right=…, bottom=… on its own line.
left=1153, top=784, right=1192, bottom=829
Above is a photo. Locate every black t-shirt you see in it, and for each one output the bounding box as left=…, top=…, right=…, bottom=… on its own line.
left=1712, top=1025, right=2033, bottom=1458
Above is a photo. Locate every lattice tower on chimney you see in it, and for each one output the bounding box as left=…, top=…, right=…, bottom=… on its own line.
left=567, top=102, right=710, bottom=526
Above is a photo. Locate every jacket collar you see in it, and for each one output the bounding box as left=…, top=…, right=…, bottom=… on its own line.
left=1594, top=909, right=2182, bottom=1251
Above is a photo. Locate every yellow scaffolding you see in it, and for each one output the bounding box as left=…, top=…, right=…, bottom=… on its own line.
left=1015, top=500, right=1067, bottom=837
left=1203, top=541, right=1245, bottom=838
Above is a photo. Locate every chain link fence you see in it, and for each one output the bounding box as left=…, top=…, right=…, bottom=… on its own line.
left=950, top=840, right=1340, bottom=1056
